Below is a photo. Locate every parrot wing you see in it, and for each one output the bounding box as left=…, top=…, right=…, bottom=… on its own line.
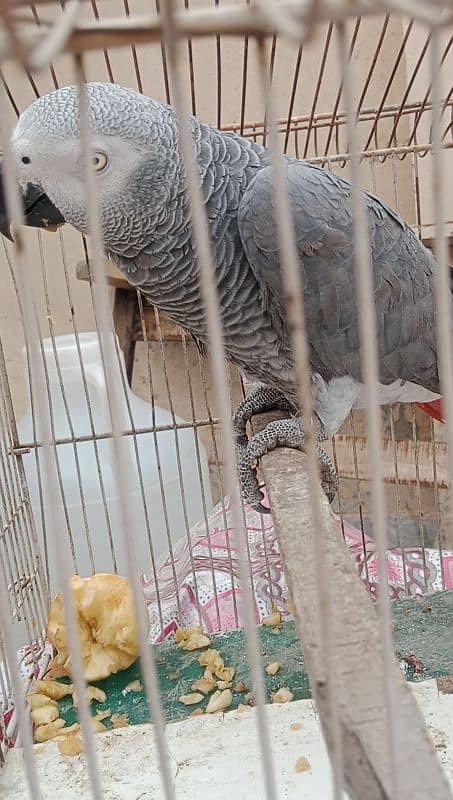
left=237, top=160, right=440, bottom=393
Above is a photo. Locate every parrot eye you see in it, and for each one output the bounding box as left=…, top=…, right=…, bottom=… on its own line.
left=92, top=152, right=108, bottom=172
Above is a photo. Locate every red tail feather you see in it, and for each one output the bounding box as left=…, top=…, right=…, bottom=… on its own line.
left=416, top=399, right=445, bottom=423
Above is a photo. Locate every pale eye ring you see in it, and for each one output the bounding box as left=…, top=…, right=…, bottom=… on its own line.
left=92, top=151, right=108, bottom=172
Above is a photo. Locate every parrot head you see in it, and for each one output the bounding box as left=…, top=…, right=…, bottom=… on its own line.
left=0, top=82, right=178, bottom=251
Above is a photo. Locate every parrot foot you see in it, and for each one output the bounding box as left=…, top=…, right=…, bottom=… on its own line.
left=233, top=385, right=295, bottom=446
left=236, top=417, right=339, bottom=514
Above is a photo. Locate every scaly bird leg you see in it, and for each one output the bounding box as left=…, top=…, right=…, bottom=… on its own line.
left=235, top=397, right=339, bottom=514
left=233, top=385, right=295, bottom=445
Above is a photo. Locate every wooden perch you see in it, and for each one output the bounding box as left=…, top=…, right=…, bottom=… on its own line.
left=259, top=436, right=452, bottom=799
left=76, top=259, right=131, bottom=291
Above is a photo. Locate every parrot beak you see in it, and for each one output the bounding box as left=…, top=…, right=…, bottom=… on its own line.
left=0, top=161, right=65, bottom=242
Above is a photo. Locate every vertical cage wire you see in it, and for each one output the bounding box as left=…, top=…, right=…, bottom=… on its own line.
left=150, top=306, right=203, bottom=612
left=255, top=35, right=345, bottom=797
left=338, top=19, right=400, bottom=796
left=73, top=59, right=176, bottom=799
left=158, top=3, right=279, bottom=796
left=56, top=232, right=119, bottom=575
left=430, top=28, right=453, bottom=540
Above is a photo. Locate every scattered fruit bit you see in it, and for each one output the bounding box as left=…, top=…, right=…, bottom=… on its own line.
left=31, top=705, right=59, bottom=727
left=290, top=723, right=302, bottom=732
left=197, top=649, right=235, bottom=688
left=234, top=681, right=248, bottom=694
left=122, top=680, right=143, bottom=695
left=34, top=680, right=74, bottom=701
left=192, top=671, right=216, bottom=696
left=215, top=666, right=235, bottom=683
left=198, top=649, right=224, bottom=673
left=265, top=661, right=282, bottom=676
left=111, top=713, right=129, bottom=729
left=93, top=710, right=111, bottom=722
left=175, top=626, right=202, bottom=643
left=272, top=687, right=294, bottom=704
left=237, top=703, right=251, bottom=713
left=47, top=574, right=139, bottom=682
left=190, top=708, right=204, bottom=717
left=179, top=692, right=204, bottom=706
left=74, top=685, right=107, bottom=706
left=262, top=610, right=282, bottom=627
left=89, top=686, right=107, bottom=703
left=27, top=693, right=58, bottom=710
left=295, top=756, right=311, bottom=773
left=55, top=723, right=80, bottom=736
left=182, top=632, right=211, bottom=651
left=169, top=672, right=180, bottom=681
left=33, top=719, right=66, bottom=743
left=206, top=689, right=233, bottom=714
left=271, top=627, right=282, bottom=635
left=46, top=659, right=70, bottom=679
left=58, top=733, right=83, bottom=756
left=175, top=626, right=211, bottom=651
left=92, top=719, right=108, bottom=733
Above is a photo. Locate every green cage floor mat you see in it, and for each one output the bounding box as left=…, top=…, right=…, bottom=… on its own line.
left=55, top=589, right=453, bottom=730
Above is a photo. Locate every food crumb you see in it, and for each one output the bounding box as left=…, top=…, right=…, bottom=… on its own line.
left=265, top=661, right=282, bottom=676
left=111, top=713, right=129, bottom=729
left=295, top=756, right=311, bottom=773
left=122, top=680, right=143, bottom=696
left=272, top=687, right=294, bottom=704
left=206, top=689, right=233, bottom=714
left=179, top=693, right=204, bottom=706
left=58, top=733, right=83, bottom=757
left=262, top=610, right=282, bottom=627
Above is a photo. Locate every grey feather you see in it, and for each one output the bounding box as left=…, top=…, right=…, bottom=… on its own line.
left=238, top=161, right=440, bottom=395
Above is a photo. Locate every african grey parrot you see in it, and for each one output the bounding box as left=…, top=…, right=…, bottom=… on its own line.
left=0, top=82, right=442, bottom=512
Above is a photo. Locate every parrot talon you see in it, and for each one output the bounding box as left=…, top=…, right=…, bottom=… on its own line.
left=233, top=385, right=295, bottom=446
left=253, top=502, right=272, bottom=515
left=236, top=416, right=338, bottom=514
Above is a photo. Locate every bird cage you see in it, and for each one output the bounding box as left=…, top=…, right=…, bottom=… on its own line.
left=1, top=0, right=453, bottom=798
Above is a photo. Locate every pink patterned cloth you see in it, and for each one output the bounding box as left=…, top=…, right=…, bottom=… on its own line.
left=142, top=488, right=453, bottom=642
